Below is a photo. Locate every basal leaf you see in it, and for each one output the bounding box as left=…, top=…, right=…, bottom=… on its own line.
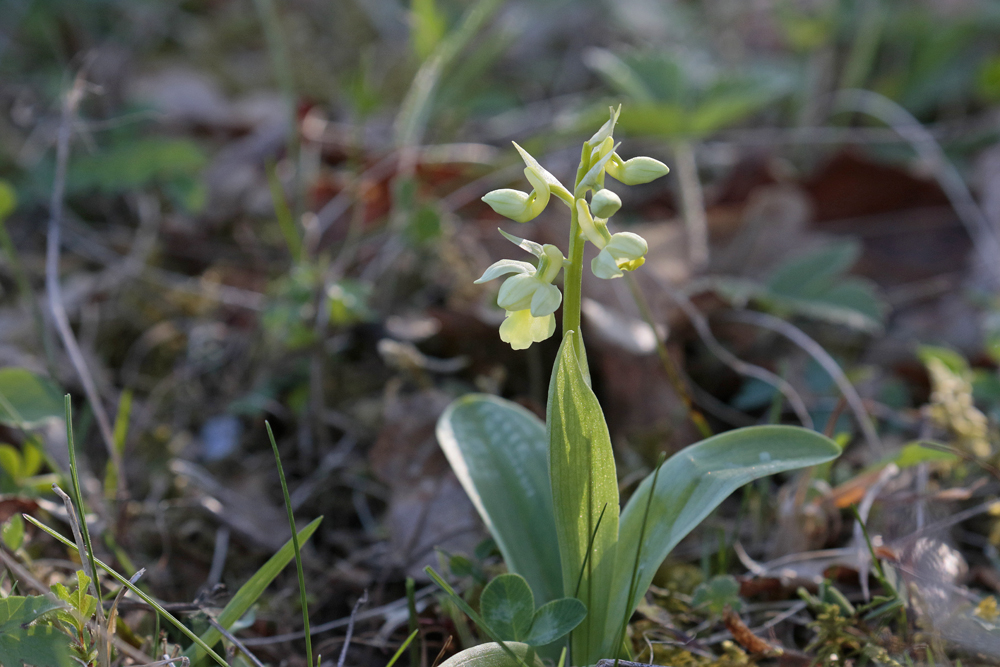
left=605, top=425, right=840, bottom=656
left=547, top=333, right=618, bottom=666
left=437, top=395, right=562, bottom=603
left=480, top=574, right=535, bottom=641
left=0, top=369, right=63, bottom=428
left=522, top=598, right=586, bottom=646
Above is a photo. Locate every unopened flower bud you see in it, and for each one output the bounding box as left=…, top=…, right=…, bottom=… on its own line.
left=607, top=155, right=669, bottom=186
left=590, top=189, right=621, bottom=218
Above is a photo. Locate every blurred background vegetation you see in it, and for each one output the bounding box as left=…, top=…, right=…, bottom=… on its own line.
left=4, top=0, right=1000, bottom=664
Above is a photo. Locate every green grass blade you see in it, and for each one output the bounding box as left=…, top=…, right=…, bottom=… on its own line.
left=63, top=397, right=104, bottom=606
left=184, top=516, right=323, bottom=662
left=105, top=389, right=132, bottom=500
left=386, top=629, right=419, bottom=667
left=266, top=421, right=312, bottom=667
left=406, top=577, right=420, bottom=667
left=547, top=332, right=619, bottom=666
left=265, top=162, right=301, bottom=261
left=23, top=514, right=229, bottom=667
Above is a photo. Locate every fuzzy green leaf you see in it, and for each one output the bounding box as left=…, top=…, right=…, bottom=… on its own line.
left=547, top=332, right=619, bottom=666
left=437, top=395, right=562, bottom=603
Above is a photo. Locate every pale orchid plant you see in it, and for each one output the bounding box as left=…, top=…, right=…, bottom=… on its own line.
left=431, top=108, right=841, bottom=667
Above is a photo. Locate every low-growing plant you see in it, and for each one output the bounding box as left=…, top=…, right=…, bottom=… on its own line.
left=432, top=107, right=842, bottom=667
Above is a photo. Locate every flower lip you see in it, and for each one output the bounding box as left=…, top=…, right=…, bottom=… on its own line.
left=499, top=309, right=556, bottom=349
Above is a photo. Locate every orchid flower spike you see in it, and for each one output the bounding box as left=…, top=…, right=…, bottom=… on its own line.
left=475, top=230, right=566, bottom=349
left=482, top=143, right=573, bottom=223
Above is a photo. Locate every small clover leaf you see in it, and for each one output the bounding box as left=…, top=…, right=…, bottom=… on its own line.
left=691, top=575, right=743, bottom=617
left=479, top=573, right=586, bottom=646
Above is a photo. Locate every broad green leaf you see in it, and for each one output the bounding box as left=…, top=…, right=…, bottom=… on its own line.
left=760, top=289, right=885, bottom=333
left=758, top=241, right=887, bottom=333
left=0, top=595, right=64, bottom=630
left=0, top=369, right=63, bottom=428
left=604, top=425, right=840, bottom=656
left=766, top=240, right=861, bottom=296
left=0, top=623, right=73, bottom=667
left=437, top=395, right=562, bottom=603
left=480, top=574, right=535, bottom=641
left=522, top=598, right=586, bottom=646
left=0, top=445, right=20, bottom=479
left=0, top=595, right=72, bottom=667
left=547, top=333, right=619, bottom=666
left=707, top=243, right=887, bottom=333
left=184, top=517, right=322, bottom=661
left=893, top=443, right=958, bottom=468
left=438, top=641, right=545, bottom=667
left=2, top=514, right=24, bottom=550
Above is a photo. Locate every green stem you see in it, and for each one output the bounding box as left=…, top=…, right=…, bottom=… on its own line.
left=562, top=204, right=584, bottom=352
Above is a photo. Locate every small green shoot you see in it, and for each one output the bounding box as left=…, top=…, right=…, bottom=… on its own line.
left=23, top=514, right=230, bottom=667
left=388, top=629, right=420, bottom=667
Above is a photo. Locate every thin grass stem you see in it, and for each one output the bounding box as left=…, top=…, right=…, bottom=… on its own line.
left=266, top=421, right=313, bottom=667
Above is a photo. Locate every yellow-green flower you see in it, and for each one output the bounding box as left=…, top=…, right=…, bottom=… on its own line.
left=499, top=309, right=557, bottom=350
left=575, top=197, right=648, bottom=279
left=475, top=230, right=566, bottom=349
left=592, top=232, right=648, bottom=279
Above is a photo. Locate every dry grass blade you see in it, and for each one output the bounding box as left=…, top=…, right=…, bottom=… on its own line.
left=835, top=89, right=1000, bottom=287
left=45, top=70, right=125, bottom=498
left=337, top=590, right=369, bottom=667
left=203, top=615, right=267, bottom=667
left=723, top=309, right=883, bottom=455
left=655, top=274, right=814, bottom=428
